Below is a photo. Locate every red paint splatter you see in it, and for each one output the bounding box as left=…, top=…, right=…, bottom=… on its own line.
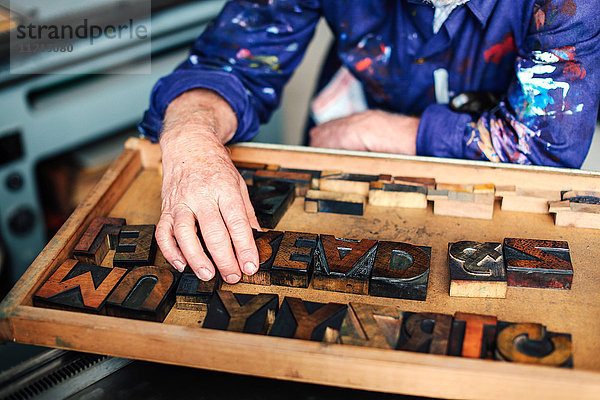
left=236, top=48, right=251, bottom=59
left=564, top=62, right=586, bottom=80
left=560, top=0, right=577, bottom=16
left=355, top=57, right=373, bottom=71
left=534, top=8, right=545, bottom=30
left=483, top=35, right=516, bottom=63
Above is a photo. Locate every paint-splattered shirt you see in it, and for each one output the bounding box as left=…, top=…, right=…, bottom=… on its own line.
left=140, top=0, right=600, bottom=168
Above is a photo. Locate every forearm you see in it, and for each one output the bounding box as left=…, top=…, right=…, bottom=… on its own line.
left=162, top=88, right=238, bottom=145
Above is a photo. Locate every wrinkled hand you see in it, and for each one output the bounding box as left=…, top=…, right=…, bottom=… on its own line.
left=156, top=89, right=259, bottom=284
left=309, top=110, right=420, bottom=155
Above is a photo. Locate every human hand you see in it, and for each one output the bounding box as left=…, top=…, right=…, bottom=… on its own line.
left=156, top=89, right=260, bottom=284
left=309, top=110, right=420, bottom=155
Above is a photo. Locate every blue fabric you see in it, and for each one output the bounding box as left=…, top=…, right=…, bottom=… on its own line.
left=140, top=0, right=600, bottom=168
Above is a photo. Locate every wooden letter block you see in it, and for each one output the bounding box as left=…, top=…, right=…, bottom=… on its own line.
left=248, top=181, right=295, bottom=229
left=432, top=191, right=495, bottom=220
left=106, top=265, right=178, bottom=321
left=240, top=230, right=284, bottom=285
left=368, top=182, right=428, bottom=208
left=254, top=169, right=311, bottom=196
left=370, top=241, right=430, bottom=301
left=34, top=259, right=127, bottom=313
left=448, top=312, right=497, bottom=359
left=448, top=241, right=507, bottom=298
left=398, top=312, right=452, bottom=354
left=271, top=231, right=318, bottom=288
left=317, top=172, right=378, bottom=196
left=495, top=322, right=572, bottom=367
left=497, top=186, right=561, bottom=214
left=73, top=217, right=126, bottom=265
left=561, top=190, right=600, bottom=204
left=268, top=297, right=347, bottom=341
left=305, top=190, right=365, bottom=216
left=503, top=238, right=573, bottom=289
left=113, top=225, right=157, bottom=268
left=550, top=198, right=600, bottom=229
left=312, top=235, right=377, bottom=294
left=339, top=302, right=403, bottom=349
left=175, top=273, right=221, bottom=311
left=202, top=290, right=279, bottom=334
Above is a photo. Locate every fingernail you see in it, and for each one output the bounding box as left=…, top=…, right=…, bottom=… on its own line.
left=225, top=273, right=241, bottom=284
left=173, top=260, right=185, bottom=272
left=196, top=267, right=214, bottom=281
left=244, top=262, right=258, bottom=275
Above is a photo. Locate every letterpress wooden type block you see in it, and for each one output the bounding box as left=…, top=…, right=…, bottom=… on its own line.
left=73, top=217, right=126, bottom=265
left=495, top=322, right=572, bottom=367
left=339, top=302, right=403, bottom=349
left=448, top=312, right=497, bottom=359
left=503, top=238, right=573, bottom=289
left=271, top=231, right=318, bottom=288
left=397, top=312, right=452, bottom=354
left=304, top=190, right=365, bottom=216
left=497, top=186, right=561, bottom=214
left=175, top=273, right=221, bottom=311
left=248, top=181, right=295, bottom=229
left=318, top=172, right=378, bottom=196
left=312, top=235, right=377, bottom=294
left=34, top=259, right=127, bottom=314
left=550, top=199, right=600, bottom=229
left=561, top=190, right=600, bottom=204
left=433, top=191, right=495, bottom=220
left=202, top=290, right=279, bottom=334
left=448, top=241, right=507, bottom=298
left=368, top=182, right=428, bottom=208
left=370, top=241, right=430, bottom=301
left=113, top=225, right=157, bottom=268
left=279, top=167, right=322, bottom=180
left=268, top=297, right=347, bottom=341
left=241, top=230, right=284, bottom=285
left=254, top=170, right=311, bottom=195
left=105, top=265, right=179, bottom=322
left=392, top=176, right=436, bottom=189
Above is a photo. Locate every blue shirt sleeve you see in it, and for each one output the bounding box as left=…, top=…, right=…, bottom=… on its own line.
left=417, top=0, right=600, bottom=168
left=139, top=0, right=322, bottom=143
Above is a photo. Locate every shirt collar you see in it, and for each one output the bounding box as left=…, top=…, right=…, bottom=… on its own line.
left=405, top=0, right=498, bottom=28
left=465, top=0, right=499, bottom=27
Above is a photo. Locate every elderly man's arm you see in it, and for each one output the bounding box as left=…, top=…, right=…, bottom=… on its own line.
left=417, top=0, right=600, bottom=168
left=140, top=1, right=322, bottom=282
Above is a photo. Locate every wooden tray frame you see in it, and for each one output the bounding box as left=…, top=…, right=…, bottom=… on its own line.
left=1, top=140, right=600, bottom=400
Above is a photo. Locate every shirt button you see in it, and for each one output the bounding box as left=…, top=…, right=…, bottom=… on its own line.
left=414, top=58, right=426, bottom=64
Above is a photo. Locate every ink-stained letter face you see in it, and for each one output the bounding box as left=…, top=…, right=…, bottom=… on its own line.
left=448, top=312, right=497, bottom=359
left=312, top=235, right=377, bottom=294
left=113, top=225, right=157, bottom=268
left=202, top=291, right=279, bottom=334
left=73, top=217, right=126, bottom=265
left=34, top=259, right=127, bottom=313
left=495, top=322, right=572, bottom=367
left=398, top=312, right=452, bottom=354
left=271, top=231, right=318, bottom=288
left=370, top=241, right=430, bottom=300
left=105, top=265, right=178, bottom=322
left=269, top=297, right=347, bottom=341
left=503, top=238, right=573, bottom=289
left=248, top=181, right=295, bottom=229
left=176, top=273, right=221, bottom=310
left=241, top=230, right=284, bottom=285
left=339, top=302, right=403, bottom=349
left=448, top=241, right=507, bottom=298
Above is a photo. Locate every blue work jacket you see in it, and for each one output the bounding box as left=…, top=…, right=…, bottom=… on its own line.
left=140, top=0, right=600, bottom=168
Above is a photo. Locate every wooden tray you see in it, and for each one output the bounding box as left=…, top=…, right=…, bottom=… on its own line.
left=1, top=141, right=600, bottom=399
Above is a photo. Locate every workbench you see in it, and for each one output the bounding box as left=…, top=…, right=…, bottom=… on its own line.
left=1, top=141, right=599, bottom=399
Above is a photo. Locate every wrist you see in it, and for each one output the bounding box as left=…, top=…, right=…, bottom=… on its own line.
left=162, top=88, right=237, bottom=144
